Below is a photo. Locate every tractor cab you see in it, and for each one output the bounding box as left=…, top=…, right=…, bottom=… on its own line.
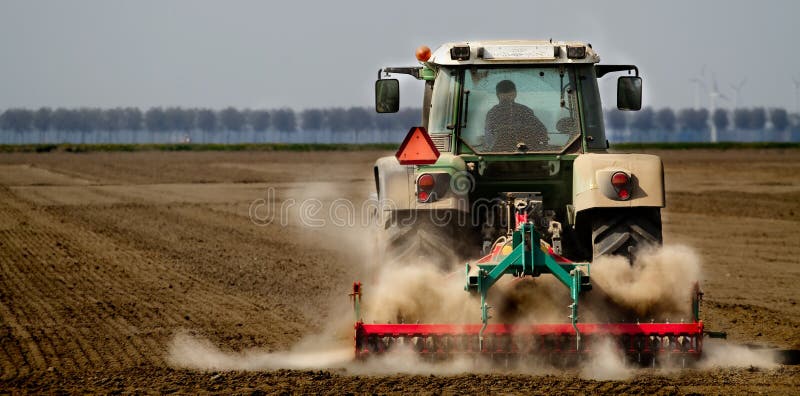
left=376, top=41, right=645, bottom=218
left=376, top=40, right=642, bottom=156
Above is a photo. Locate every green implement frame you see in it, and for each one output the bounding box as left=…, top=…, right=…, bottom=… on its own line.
left=465, top=223, right=592, bottom=350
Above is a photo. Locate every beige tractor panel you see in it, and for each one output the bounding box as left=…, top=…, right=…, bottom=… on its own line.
left=374, top=156, right=412, bottom=211
left=374, top=154, right=470, bottom=213
left=410, top=154, right=470, bottom=212
left=572, top=153, right=665, bottom=212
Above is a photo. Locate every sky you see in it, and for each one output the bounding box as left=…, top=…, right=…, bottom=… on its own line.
left=0, top=0, right=797, bottom=110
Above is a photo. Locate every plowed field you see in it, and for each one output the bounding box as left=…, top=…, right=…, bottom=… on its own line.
left=0, top=149, right=798, bottom=394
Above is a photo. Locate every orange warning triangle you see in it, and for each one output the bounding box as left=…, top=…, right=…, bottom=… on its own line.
left=395, top=126, right=441, bottom=165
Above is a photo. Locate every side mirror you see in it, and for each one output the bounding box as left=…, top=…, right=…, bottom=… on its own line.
left=617, top=76, right=642, bottom=111
left=375, top=79, right=400, bottom=113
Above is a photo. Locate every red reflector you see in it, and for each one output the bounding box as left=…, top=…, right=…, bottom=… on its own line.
left=611, top=172, right=629, bottom=187
left=418, top=174, right=435, bottom=191
left=395, top=127, right=440, bottom=165
left=618, top=189, right=630, bottom=200
left=418, top=191, right=429, bottom=202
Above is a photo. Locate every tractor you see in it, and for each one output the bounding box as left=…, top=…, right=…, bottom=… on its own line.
left=353, top=40, right=705, bottom=365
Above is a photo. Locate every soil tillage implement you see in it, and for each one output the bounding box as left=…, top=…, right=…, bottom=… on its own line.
left=352, top=218, right=705, bottom=365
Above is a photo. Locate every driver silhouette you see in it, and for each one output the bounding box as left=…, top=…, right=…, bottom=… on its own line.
left=484, top=80, right=548, bottom=151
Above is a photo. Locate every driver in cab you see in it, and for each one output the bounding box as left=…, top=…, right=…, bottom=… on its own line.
left=484, top=80, right=548, bottom=151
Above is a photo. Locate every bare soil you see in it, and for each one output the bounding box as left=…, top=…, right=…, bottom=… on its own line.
left=0, top=149, right=798, bottom=394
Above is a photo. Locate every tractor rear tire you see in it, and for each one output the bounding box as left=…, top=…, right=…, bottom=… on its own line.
left=378, top=210, right=476, bottom=270
left=591, top=208, right=662, bottom=262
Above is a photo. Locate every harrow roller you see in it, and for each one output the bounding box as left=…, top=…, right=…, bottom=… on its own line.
left=354, top=322, right=704, bottom=363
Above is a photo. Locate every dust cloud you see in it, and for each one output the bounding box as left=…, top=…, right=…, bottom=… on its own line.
left=167, top=332, right=353, bottom=371
left=484, top=244, right=702, bottom=325
left=165, top=239, right=781, bottom=374
left=579, top=338, right=632, bottom=380
left=169, top=185, right=779, bottom=375
left=588, top=245, right=702, bottom=322
left=345, top=344, right=488, bottom=375
left=700, top=340, right=778, bottom=369
left=167, top=332, right=495, bottom=375
left=362, top=262, right=477, bottom=324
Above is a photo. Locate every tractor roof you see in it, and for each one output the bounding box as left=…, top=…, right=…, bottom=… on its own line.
left=428, top=40, right=600, bottom=66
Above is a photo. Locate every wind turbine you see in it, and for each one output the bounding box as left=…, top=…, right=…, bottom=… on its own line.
left=730, top=78, right=746, bottom=109
left=689, top=65, right=707, bottom=109
left=708, top=73, right=729, bottom=143
left=793, top=78, right=800, bottom=114
left=690, top=77, right=706, bottom=109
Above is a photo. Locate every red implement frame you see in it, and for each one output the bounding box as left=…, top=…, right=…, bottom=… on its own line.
left=351, top=243, right=705, bottom=365
left=355, top=321, right=703, bottom=361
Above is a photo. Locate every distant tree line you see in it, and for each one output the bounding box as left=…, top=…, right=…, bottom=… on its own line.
left=0, top=107, right=421, bottom=134
left=1, top=106, right=798, bottom=135
left=605, top=107, right=794, bottom=132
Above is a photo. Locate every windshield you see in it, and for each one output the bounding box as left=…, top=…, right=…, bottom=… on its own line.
left=459, top=67, right=581, bottom=153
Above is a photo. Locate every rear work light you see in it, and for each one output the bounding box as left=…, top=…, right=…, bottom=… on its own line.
left=417, top=174, right=435, bottom=202
left=566, top=45, right=586, bottom=59
left=450, top=45, right=470, bottom=61
left=611, top=171, right=632, bottom=200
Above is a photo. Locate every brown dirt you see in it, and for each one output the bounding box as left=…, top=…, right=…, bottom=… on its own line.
left=0, top=149, right=798, bottom=394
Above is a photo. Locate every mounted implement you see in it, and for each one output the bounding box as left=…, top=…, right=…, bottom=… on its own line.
left=353, top=224, right=705, bottom=365
left=357, top=40, right=708, bottom=365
